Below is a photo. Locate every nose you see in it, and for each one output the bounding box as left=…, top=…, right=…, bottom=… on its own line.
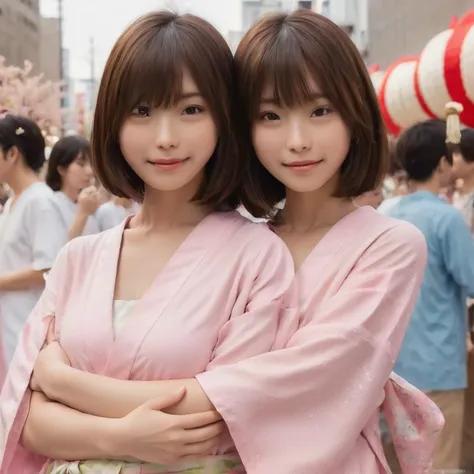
left=84, top=162, right=94, bottom=178
left=154, top=116, right=179, bottom=150
left=286, top=119, right=311, bottom=153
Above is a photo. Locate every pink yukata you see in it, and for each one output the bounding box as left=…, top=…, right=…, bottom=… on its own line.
left=196, top=206, right=444, bottom=473
left=0, top=211, right=299, bottom=474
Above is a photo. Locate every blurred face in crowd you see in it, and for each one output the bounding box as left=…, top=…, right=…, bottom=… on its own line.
left=59, top=152, right=94, bottom=193
left=452, top=150, right=474, bottom=181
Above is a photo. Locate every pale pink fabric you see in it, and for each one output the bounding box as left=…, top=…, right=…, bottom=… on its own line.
left=382, top=373, right=445, bottom=474
left=0, top=211, right=299, bottom=474
left=197, top=207, right=438, bottom=473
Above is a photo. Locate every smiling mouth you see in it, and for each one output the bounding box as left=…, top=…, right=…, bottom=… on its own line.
left=283, top=160, right=323, bottom=169
left=148, top=158, right=190, bottom=170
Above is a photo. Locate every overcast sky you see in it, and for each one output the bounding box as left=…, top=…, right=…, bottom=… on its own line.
left=40, top=0, right=242, bottom=81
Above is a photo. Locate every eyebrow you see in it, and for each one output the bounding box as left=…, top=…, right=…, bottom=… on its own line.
left=179, top=92, right=203, bottom=100
left=260, top=92, right=326, bottom=104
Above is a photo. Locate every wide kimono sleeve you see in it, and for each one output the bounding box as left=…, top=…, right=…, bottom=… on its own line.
left=196, top=223, right=427, bottom=474
left=206, top=233, right=300, bottom=368
left=0, top=244, right=71, bottom=473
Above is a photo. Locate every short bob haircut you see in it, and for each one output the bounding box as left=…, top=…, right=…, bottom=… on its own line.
left=236, top=10, right=388, bottom=217
left=92, top=11, right=241, bottom=209
left=46, top=135, right=91, bottom=191
left=0, top=115, right=45, bottom=173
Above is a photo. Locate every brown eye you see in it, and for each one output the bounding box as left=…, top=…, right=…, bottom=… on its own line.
left=131, top=105, right=150, bottom=117
left=183, top=106, right=203, bottom=115
left=261, top=112, right=280, bottom=121
left=312, top=107, right=332, bottom=117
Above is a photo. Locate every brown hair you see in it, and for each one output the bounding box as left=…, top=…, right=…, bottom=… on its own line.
left=236, top=10, right=388, bottom=216
left=46, top=135, right=91, bottom=191
left=92, top=11, right=241, bottom=208
left=457, top=128, right=474, bottom=163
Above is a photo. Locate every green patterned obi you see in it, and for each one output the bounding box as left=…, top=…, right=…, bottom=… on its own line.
left=45, top=455, right=244, bottom=474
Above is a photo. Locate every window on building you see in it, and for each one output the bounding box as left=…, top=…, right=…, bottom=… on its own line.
left=321, top=0, right=330, bottom=16
left=298, top=1, right=312, bottom=9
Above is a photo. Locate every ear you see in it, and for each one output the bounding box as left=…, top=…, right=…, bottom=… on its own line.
left=57, top=165, right=66, bottom=177
left=5, top=145, right=20, bottom=164
left=438, top=155, right=450, bottom=173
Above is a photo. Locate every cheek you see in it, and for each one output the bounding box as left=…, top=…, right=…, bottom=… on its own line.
left=324, top=119, right=351, bottom=159
left=198, top=119, right=218, bottom=152
left=252, top=127, right=280, bottom=164
left=119, top=123, right=142, bottom=161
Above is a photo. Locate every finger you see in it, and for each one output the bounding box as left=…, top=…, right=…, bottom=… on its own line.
left=181, top=434, right=222, bottom=456
left=181, top=421, right=226, bottom=444
left=180, top=410, right=223, bottom=429
left=143, top=388, right=186, bottom=411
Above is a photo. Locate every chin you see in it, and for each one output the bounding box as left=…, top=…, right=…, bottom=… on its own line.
left=143, top=178, right=192, bottom=193
left=278, top=177, right=327, bottom=194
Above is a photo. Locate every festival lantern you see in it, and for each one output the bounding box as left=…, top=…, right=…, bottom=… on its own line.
left=415, top=11, right=474, bottom=126
left=443, top=11, right=474, bottom=127
left=378, top=57, right=431, bottom=136
left=368, top=65, right=385, bottom=95
left=415, top=26, right=455, bottom=120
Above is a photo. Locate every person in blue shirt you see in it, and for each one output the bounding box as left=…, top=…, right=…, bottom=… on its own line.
left=386, top=119, right=474, bottom=471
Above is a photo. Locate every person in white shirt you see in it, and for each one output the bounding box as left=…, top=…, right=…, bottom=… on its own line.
left=96, top=195, right=140, bottom=231
left=0, top=115, right=64, bottom=366
left=45, top=135, right=103, bottom=242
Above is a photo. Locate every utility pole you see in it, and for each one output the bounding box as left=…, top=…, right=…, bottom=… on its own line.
left=58, top=0, right=65, bottom=135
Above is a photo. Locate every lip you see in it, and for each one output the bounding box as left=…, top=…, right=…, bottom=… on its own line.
left=283, top=160, right=322, bottom=171
left=148, top=158, right=189, bottom=170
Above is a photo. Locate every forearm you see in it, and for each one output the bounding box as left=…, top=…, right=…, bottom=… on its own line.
left=68, top=212, right=88, bottom=241
left=21, top=391, right=132, bottom=461
left=0, top=268, right=47, bottom=291
left=46, top=365, right=214, bottom=418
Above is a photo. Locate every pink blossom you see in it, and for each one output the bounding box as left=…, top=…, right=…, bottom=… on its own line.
left=0, top=56, right=63, bottom=132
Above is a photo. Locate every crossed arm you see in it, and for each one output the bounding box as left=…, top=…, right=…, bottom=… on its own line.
left=23, top=345, right=220, bottom=463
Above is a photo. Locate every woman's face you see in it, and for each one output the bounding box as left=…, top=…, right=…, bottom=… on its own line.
left=59, top=153, right=94, bottom=193
left=119, top=68, right=218, bottom=196
left=252, top=75, right=351, bottom=196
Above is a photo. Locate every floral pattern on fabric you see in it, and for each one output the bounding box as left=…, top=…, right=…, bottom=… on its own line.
left=383, top=372, right=445, bottom=474
left=45, top=456, right=245, bottom=474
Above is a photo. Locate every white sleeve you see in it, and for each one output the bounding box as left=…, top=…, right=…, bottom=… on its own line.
left=28, top=199, right=67, bottom=271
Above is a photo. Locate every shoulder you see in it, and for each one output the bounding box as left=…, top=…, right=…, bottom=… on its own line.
left=218, top=211, right=294, bottom=269
left=438, top=202, right=467, bottom=226
left=233, top=211, right=289, bottom=250
left=61, top=226, right=118, bottom=263
left=96, top=201, right=113, bottom=216
left=358, top=210, right=427, bottom=271
left=22, top=184, right=56, bottom=214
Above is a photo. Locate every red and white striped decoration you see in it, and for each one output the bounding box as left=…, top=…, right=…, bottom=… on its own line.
left=375, top=10, right=474, bottom=134
left=444, top=12, right=474, bottom=126
left=368, top=65, right=385, bottom=95
left=415, top=28, right=455, bottom=119
left=378, top=57, right=431, bottom=135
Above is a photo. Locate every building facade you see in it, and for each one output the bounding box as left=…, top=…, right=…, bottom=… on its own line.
left=313, top=0, right=369, bottom=56
left=366, top=0, right=472, bottom=68
left=229, top=0, right=313, bottom=51
left=0, top=0, right=41, bottom=69
left=39, top=16, right=61, bottom=83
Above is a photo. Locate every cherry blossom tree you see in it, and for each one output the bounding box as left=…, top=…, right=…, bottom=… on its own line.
left=0, top=56, right=62, bottom=134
